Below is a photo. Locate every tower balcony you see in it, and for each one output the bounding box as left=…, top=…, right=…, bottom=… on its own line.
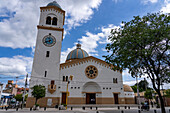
left=48, top=85, right=56, bottom=94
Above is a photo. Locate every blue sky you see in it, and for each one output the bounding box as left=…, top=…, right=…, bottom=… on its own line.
left=0, top=0, right=169, bottom=88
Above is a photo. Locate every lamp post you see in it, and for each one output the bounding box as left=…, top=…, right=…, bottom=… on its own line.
left=22, top=74, right=28, bottom=109
left=65, top=75, right=73, bottom=110
left=136, top=75, right=141, bottom=110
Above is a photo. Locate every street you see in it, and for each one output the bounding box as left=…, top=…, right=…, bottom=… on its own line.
left=0, top=107, right=170, bottom=113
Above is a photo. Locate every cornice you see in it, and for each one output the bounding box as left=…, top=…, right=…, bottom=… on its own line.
left=60, top=56, right=122, bottom=73
left=37, top=25, right=64, bottom=40
left=40, top=6, right=65, bottom=25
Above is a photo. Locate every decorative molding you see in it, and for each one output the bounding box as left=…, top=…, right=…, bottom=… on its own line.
left=82, top=92, right=102, bottom=94
left=60, top=56, right=122, bottom=73
left=112, top=92, right=121, bottom=94
left=37, top=25, right=64, bottom=41
left=48, top=85, right=56, bottom=94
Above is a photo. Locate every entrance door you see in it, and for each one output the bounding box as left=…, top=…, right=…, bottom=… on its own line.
left=86, top=93, right=96, bottom=104
left=62, top=93, right=66, bottom=104
left=114, top=93, right=119, bottom=104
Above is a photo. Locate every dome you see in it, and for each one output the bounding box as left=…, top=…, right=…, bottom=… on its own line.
left=123, top=84, right=134, bottom=92
left=66, top=43, right=89, bottom=62
left=47, top=1, right=62, bottom=9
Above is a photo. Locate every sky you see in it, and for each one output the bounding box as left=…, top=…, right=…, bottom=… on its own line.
left=0, top=0, right=169, bottom=89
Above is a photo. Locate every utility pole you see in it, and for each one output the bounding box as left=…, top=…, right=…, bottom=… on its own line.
left=22, top=74, right=28, bottom=109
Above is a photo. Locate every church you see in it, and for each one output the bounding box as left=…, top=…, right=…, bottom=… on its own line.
left=26, top=1, right=134, bottom=107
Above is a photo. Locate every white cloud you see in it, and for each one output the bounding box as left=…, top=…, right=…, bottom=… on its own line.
left=0, top=56, right=33, bottom=76
left=61, top=0, right=102, bottom=30
left=161, top=0, right=170, bottom=13
left=0, top=0, right=102, bottom=49
left=142, top=0, right=158, bottom=4
left=99, top=24, right=120, bottom=44
left=60, top=24, right=119, bottom=63
left=61, top=46, right=76, bottom=63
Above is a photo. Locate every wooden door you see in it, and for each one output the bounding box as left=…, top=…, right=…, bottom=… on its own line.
left=114, top=93, right=119, bottom=104
left=86, top=93, right=96, bottom=104
left=62, top=93, right=66, bottom=104
left=86, top=93, right=90, bottom=104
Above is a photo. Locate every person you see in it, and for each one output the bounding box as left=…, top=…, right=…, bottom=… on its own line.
left=144, top=101, right=149, bottom=111
left=151, top=101, right=153, bottom=108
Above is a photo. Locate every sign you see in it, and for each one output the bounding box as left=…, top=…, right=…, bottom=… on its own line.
left=47, top=99, right=52, bottom=106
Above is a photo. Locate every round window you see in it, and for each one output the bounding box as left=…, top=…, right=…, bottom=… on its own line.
left=85, top=65, right=98, bottom=79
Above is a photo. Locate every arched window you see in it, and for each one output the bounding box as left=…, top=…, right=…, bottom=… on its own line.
left=46, top=16, right=51, bottom=25
left=52, top=17, right=57, bottom=25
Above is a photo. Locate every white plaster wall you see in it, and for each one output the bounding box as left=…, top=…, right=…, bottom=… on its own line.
left=60, top=59, right=124, bottom=98
left=29, top=7, right=64, bottom=97
left=39, top=8, right=64, bottom=28
left=124, top=92, right=134, bottom=98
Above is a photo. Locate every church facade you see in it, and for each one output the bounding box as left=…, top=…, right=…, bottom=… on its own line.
left=26, top=1, right=134, bottom=107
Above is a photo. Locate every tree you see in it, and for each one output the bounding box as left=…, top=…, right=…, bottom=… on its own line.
left=14, top=94, right=23, bottom=102
left=138, top=79, right=149, bottom=91
left=165, top=89, right=170, bottom=97
left=144, top=89, right=154, bottom=100
left=131, top=79, right=150, bottom=93
left=104, top=12, right=169, bottom=113
left=31, top=85, right=46, bottom=105
left=24, top=94, right=28, bottom=101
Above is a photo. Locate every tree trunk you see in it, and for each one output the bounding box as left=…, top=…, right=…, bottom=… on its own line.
left=157, top=90, right=166, bottom=113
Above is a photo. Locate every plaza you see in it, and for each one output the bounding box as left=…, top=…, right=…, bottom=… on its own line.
left=0, top=106, right=170, bottom=113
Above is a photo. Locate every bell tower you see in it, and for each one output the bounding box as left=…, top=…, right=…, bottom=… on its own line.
left=28, top=1, right=65, bottom=99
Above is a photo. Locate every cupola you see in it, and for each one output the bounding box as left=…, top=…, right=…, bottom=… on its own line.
left=66, top=43, right=89, bottom=62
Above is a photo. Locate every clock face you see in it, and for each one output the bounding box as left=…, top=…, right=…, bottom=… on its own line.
left=85, top=65, right=98, bottom=79
left=42, top=35, right=56, bottom=47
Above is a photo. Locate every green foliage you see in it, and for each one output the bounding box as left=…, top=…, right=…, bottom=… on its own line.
left=35, top=104, right=39, bottom=107
left=31, top=85, right=46, bottom=104
left=104, top=12, right=169, bottom=82
left=144, top=89, right=154, bottom=100
left=165, top=89, right=170, bottom=97
left=138, top=79, right=149, bottom=91
left=14, top=94, right=23, bottom=101
left=131, top=85, right=137, bottom=93
left=104, top=12, right=169, bottom=113
left=24, top=94, right=28, bottom=101
left=131, top=79, right=151, bottom=92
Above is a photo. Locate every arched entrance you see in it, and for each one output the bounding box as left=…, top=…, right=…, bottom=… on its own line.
left=82, top=82, right=101, bottom=104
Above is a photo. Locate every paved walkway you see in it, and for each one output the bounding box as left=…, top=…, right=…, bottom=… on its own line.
left=0, top=107, right=170, bottom=113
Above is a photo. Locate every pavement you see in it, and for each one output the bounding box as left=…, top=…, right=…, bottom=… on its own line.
left=0, top=107, right=170, bottom=113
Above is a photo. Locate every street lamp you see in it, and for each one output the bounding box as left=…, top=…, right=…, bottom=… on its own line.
left=136, top=75, right=141, bottom=110
left=66, top=75, right=73, bottom=110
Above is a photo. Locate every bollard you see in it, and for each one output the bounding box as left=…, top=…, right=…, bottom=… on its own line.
left=2, top=107, right=3, bottom=109
left=71, top=107, right=73, bottom=110
left=44, top=107, right=46, bottom=111
left=96, top=107, right=98, bottom=110
left=154, top=109, right=157, bottom=113
left=82, top=107, right=85, bottom=110
left=16, top=107, right=18, bottom=111
left=30, top=107, right=32, bottom=111
left=128, top=106, right=130, bottom=109
left=5, top=107, right=8, bottom=111
left=121, top=110, right=124, bottom=113
left=125, top=106, right=127, bottom=109
left=96, top=111, right=99, bottom=113
left=90, top=107, right=92, bottom=110
left=138, top=106, right=140, bottom=109
left=138, top=110, right=141, bottom=113
left=118, top=106, right=120, bottom=109
left=169, top=109, right=170, bottom=113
